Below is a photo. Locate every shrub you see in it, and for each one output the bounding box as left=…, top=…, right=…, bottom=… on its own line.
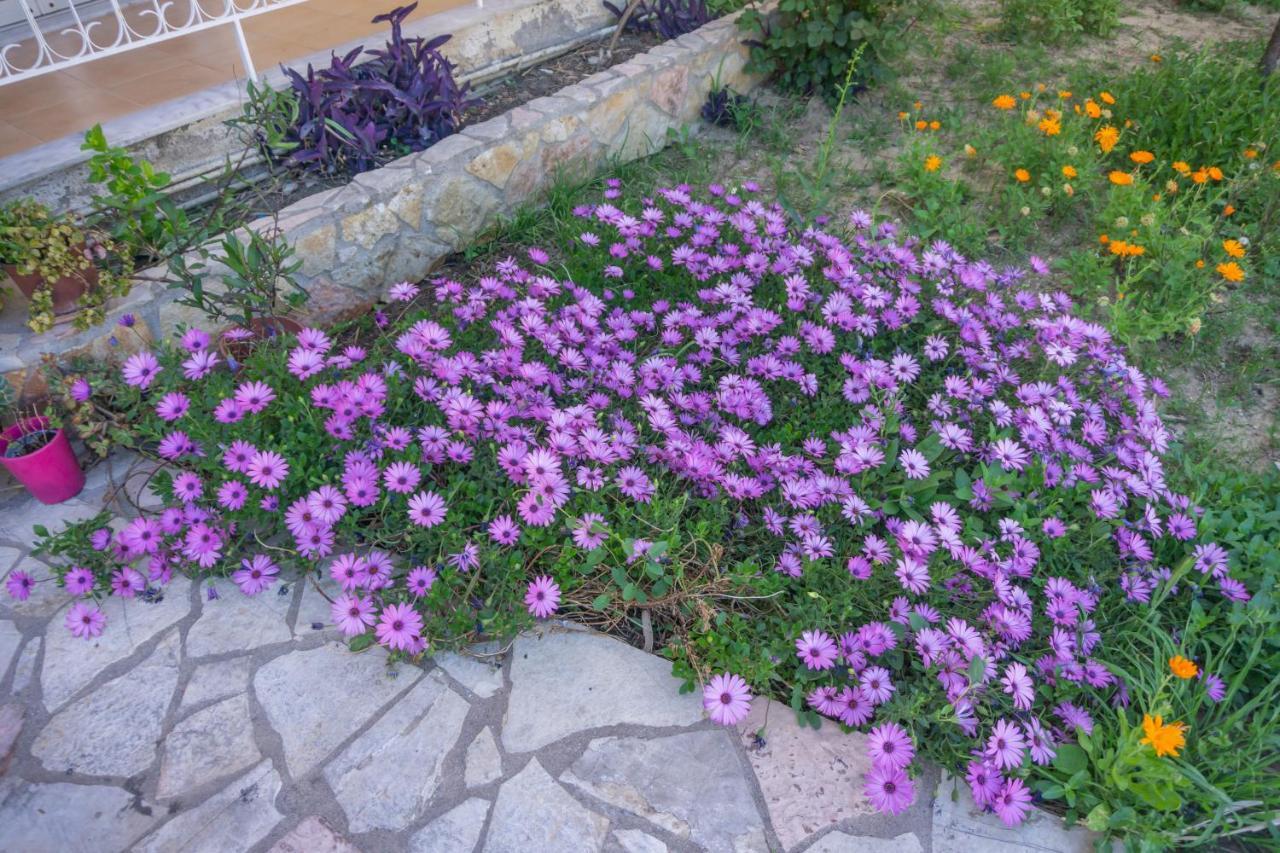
left=997, top=0, right=1119, bottom=44
left=26, top=181, right=1262, bottom=846
left=278, top=3, right=477, bottom=176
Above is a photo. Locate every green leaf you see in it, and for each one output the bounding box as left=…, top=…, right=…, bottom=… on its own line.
left=1054, top=744, right=1089, bottom=775
left=967, top=655, right=986, bottom=684
left=32, top=524, right=49, bottom=538
left=348, top=633, right=374, bottom=652
left=591, top=593, right=611, bottom=611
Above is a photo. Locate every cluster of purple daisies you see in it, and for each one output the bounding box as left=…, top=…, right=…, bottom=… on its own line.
left=13, top=179, right=1246, bottom=827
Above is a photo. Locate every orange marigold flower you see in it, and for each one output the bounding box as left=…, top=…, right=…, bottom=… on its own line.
left=1151, top=53, right=1162, bottom=62
left=898, top=111, right=909, bottom=121
left=964, top=143, right=977, bottom=157
left=1191, top=169, right=1209, bottom=184
left=992, top=94, right=1017, bottom=110
left=1062, top=165, right=1078, bottom=178
left=1217, top=261, right=1245, bottom=282
left=1109, top=171, right=1134, bottom=186
left=930, top=120, right=941, bottom=131
left=1019, top=91, right=1032, bottom=100
left=1172, top=161, right=1191, bottom=174
left=1169, top=656, right=1199, bottom=679
left=1036, top=83, right=1047, bottom=92
left=915, top=119, right=927, bottom=131
left=924, top=155, right=942, bottom=172
left=914, top=100, right=923, bottom=110
left=1128, top=243, right=1146, bottom=256
left=1014, top=168, right=1031, bottom=183
left=1109, top=240, right=1128, bottom=256
left=1141, top=714, right=1187, bottom=758
left=1195, top=259, right=1205, bottom=268
left=1100, top=91, right=1115, bottom=105
left=1152, top=193, right=1161, bottom=201
left=1095, top=125, right=1120, bottom=153
left=1099, top=234, right=1110, bottom=244
left=1223, top=204, right=1236, bottom=216
left=1244, top=148, right=1258, bottom=159
left=1130, top=150, right=1155, bottom=164
left=1223, top=239, right=1245, bottom=258
left=1085, top=100, right=1102, bottom=119
left=1039, top=117, right=1061, bottom=136
left=1059, top=90, right=1072, bottom=99
left=1208, top=166, right=1224, bottom=181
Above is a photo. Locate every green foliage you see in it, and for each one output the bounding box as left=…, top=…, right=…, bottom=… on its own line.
left=739, top=0, right=922, bottom=106
left=996, top=0, right=1119, bottom=44
left=226, top=79, right=302, bottom=165
left=174, top=228, right=307, bottom=328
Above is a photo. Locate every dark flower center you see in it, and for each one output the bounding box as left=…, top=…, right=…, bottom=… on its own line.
left=720, top=692, right=732, bottom=705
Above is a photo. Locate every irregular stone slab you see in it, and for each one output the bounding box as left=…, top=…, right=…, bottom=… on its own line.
left=435, top=650, right=504, bottom=699
left=503, top=629, right=702, bottom=752
left=0, top=703, right=22, bottom=772
left=135, top=760, right=283, bottom=853
left=185, top=579, right=293, bottom=658
left=408, top=797, right=492, bottom=853
left=486, top=759, right=609, bottom=853
left=465, top=727, right=503, bottom=788
left=0, top=545, right=19, bottom=574
left=0, top=491, right=101, bottom=542
left=2, top=558, right=67, bottom=618
left=807, top=831, right=924, bottom=852
left=41, top=575, right=191, bottom=711
left=933, top=771, right=1101, bottom=852
left=268, top=815, right=360, bottom=853
left=562, top=731, right=766, bottom=853
left=11, top=636, right=39, bottom=693
left=735, top=698, right=875, bottom=849
left=0, top=619, right=20, bottom=677
left=0, top=777, right=156, bottom=852
left=254, top=641, right=421, bottom=778
left=610, top=828, right=669, bottom=853
left=325, top=670, right=471, bottom=832
left=32, top=631, right=180, bottom=777
left=180, top=655, right=252, bottom=711
left=293, top=574, right=342, bottom=636
left=157, top=693, right=261, bottom=800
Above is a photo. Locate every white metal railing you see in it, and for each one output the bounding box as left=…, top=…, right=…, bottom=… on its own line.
left=0, top=0, right=310, bottom=86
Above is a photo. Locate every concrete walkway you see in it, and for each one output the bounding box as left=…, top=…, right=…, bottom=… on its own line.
left=0, top=457, right=1098, bottom=852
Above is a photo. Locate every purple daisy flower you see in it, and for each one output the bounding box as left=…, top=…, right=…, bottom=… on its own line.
left=703, top=673, right=752, bottom=726
left=65, top=602, right=107, bottom=639
left=866, top=722, right=915, bottom=770
left=232, top=554, right=279, bottom=596
left=864, top=765, right=915, bottom=815
left=796, top=630, right=838, bottom=670
left=375, top=603, right=423, bottom=651
left=525, top=575, right=561, bottom=619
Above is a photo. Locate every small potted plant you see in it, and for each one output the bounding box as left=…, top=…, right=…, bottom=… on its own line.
left=0, top=199, right=125, bottom=334
left=0, top=376, right=85, bottom=504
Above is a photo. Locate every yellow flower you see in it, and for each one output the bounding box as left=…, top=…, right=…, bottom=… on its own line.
left=1014, top=168, right=1031, bottom=183
left=1223, top=239, right=1246, bottom=258
left=930, top=120, right=941, bottom=131
left=1207, top=166, right=1224, bottom=181
left=1172, top=161, right=1191, bottom=174
left=1062, top=165, right=1077, bottom=178
left=1095, top=125, right=1120, bottom=154
left=1141, top=714, right=1187, bottom=758
left=1085, top=100, right=1102, bottom=119
left=1039, top=117, right=1061, bottom=136
left=1100, top=91, right=1116, bottom=105
left=1169, top=656, right=1199, bottom=679
left=993, top=94, right=1017, bottom=110
left=1217, top=261, right=1245, bottom=282
left=924, top=155, right=942, bottom=172
left=1109, top=171, right=1134, bottom=186
left=1130, top=150, right=1155, bottom=164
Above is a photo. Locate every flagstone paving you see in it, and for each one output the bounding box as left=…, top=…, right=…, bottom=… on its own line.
left=0, top=460, right=1105, bottom=852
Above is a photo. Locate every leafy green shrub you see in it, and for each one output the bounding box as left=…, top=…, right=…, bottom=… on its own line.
left=739, top=0, right=923, bottom=105
left=997, top=0, right=1119, bottom=43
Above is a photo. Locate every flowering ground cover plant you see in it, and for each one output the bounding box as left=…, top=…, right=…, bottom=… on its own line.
left=25, top=180, right=1275, bottom=846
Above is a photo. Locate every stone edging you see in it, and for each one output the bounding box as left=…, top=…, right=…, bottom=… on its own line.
left=0, top=11, right=760, bottom=399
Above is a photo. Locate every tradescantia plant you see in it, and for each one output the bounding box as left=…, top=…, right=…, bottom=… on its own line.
left=21, top=180, right=1265, bottom=846
left=604, top=0, right=713, bottom=40
left=278, top=3, right=478, bottom=176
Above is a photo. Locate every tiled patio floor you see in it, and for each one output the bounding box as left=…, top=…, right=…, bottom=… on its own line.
left=0, top=0, right=471, bottom=158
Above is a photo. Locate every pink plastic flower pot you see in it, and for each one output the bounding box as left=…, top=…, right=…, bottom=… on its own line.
left=0, top=417, right=85, bottom=505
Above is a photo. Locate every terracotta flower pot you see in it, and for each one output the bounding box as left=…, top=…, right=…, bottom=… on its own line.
left=218, top=316, right=304, bottom=366
left=4, top=261, right=98, bottom=316
left=0, top=416, right=85, bottom=505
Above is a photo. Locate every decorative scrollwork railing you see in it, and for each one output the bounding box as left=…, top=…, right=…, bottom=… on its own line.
left=0, top=0, right=310, bottom=87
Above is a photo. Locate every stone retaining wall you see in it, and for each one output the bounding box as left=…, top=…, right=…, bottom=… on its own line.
left=0, top=12, right=760, bottom=400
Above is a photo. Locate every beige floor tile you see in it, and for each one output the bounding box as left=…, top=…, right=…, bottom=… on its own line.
left=16, top=90, right=146, bottom=142
left=0, top=121, right=44, bottom=159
